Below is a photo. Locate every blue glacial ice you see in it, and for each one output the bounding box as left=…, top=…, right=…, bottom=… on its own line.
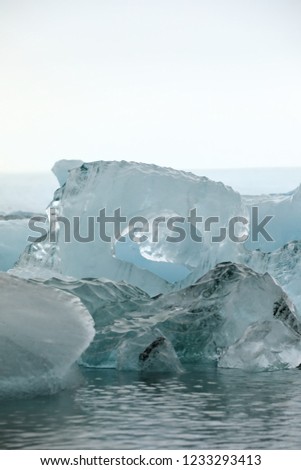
left=13, top=160, right=246, bottom=295
left=6, top=159, right=301, bottom=376
left=39, top=262, right=301, bottom=372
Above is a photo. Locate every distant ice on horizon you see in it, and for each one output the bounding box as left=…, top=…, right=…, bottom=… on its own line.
left=0, top=172, right=58, bottom=214
left=190, top=167, right=301, bottom=196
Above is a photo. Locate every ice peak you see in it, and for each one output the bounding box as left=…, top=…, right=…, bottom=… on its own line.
left=52, top=159, right=84, bottom=186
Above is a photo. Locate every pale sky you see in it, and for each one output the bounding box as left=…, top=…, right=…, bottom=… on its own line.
left=1, top=0, right=301, bottom=173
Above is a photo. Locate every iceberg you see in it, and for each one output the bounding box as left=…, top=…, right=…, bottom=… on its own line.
left=9, top=159, right=301, bottom=373
left=14, top=160, right=247, bottom=295
left=0, top=273, right=95, bottom=397
left=39, top=263, right=301, bottom=371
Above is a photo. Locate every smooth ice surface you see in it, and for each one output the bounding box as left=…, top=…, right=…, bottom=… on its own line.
left=0, top=273, right=95, bottom=397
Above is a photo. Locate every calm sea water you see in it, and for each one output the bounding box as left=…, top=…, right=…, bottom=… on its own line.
left=1, top=365, right=301, bottom=450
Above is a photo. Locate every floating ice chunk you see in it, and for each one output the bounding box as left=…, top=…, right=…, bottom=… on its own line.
left=16, top=160, right=246, bottom=295
left=150, top=263, right=301, bottom=365
left=42, top=262, right=301, bottom=371
left=0, top=273, right=95, bottom=397
left=218, top=320, right=301, bottom=371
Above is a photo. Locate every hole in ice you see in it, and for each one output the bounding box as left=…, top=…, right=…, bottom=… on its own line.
left=113, top=221, right=191, bottom=283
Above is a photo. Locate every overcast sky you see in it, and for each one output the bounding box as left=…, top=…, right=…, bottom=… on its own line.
left=1, top=0, right=301, bottom=173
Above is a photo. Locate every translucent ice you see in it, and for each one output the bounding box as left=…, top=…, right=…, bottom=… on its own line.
left=40, top=263, right=301, bottom=371
left=0, top=273, right=95, bottom=397
left=15, top=160, right=246, bottom=295
left=219, top=320, right=301, bottom=371
left=243, top=185, right=301, bottom=252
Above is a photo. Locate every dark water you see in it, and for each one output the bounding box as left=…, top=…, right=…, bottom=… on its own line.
left=0, top=366, right=301, bottom=449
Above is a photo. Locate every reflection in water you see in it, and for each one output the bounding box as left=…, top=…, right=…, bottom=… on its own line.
left=0, top=365, right=300, bottom=449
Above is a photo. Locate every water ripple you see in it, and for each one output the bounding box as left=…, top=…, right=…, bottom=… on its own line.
left=1, top=366, right=301, bottom=449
